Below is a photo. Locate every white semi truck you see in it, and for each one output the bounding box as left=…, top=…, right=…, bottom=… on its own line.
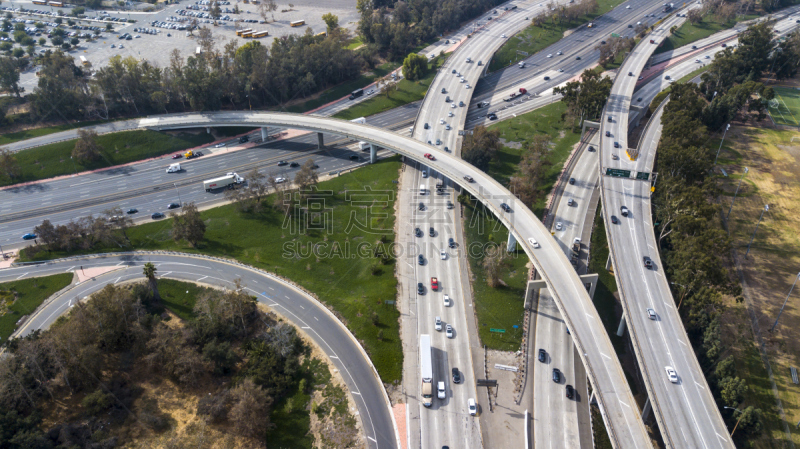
left=203, top=172, right=245, bottom=192
left=420, top=334, right=433, bottom=407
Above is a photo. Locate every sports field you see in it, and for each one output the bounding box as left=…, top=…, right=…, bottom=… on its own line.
left=767, top=86, right=800, bottom=126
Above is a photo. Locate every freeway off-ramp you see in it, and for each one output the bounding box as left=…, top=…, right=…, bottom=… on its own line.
left=1, top=253, right=399, bottom=449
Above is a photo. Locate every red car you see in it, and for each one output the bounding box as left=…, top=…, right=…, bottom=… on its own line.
left=171, top=153, right=182, bottom=159
left=424, top=153, right=435, bottom=161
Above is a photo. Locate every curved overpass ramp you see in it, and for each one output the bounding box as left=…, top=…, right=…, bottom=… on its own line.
left=597, top=10, right=732, bottom=449
left=6, top=110, right=651, bottom=447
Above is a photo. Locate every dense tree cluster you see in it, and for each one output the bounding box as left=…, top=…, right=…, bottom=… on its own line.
left=10, top=28, right=365, bottom=122
left=554, top=69, right=613, bottom=127
left=0, top=278, right=307, bottom=447
left=461, top=125, right=502, bottom=171
left=356, top=0, right=505, bottom=60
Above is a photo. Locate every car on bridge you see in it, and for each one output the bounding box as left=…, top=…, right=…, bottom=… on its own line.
left=643, top=256, right=653, bottom=269
left=665, top=366, right=679, bottom=383
left=452, top=368, right=461, bottom=383
left=418, top=283, right=425, bottom=295
left=552, top=368, right=561, bottom=383
left=444, top=295, right=451, bottom=307
left=566, top=384, right=574, bottom=399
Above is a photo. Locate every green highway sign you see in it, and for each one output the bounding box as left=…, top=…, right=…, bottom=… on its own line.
left=605, top=168, right=631, bottom=178
left=489, top=328, right=506, bottom=333
left=636, top=172, right=651, bottom=180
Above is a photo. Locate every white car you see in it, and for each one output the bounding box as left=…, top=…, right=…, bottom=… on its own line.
left=557, top=50, right=562, bottom=55
left=468, top=398, right=477, bottom=415
left=528, top=238, right=540, bottom=248
left=441, top=249, right=447, bottom=260
left=695, top=59, right=701, bottom=63
left=275, top=177, right=286, bottom=183
left=612, top=154, right=619, bottom=160
left=448, top=111, right=454, bottom=117
left=214, top=142, right=226, bottom=148
left=451, top=103, right=457, bottom=108
left=626, top=4, right=631, bottom=8
left=665, top=366, right=679, bottom=383
left=422, top=171, right=428, bottom=178
left=438, top=381, right=446, bottom=399
left=547, top=53, right=552, bottom=58
left=118, top=44, right=124, bottom=48
left=435, top=316, right=443, bottom=331
left=465, top=84, right=471, bottom=89
left=501, top=33, right=507, bottom=38
left=445, top=125, right=451, bottom=130
left=445, top=324, right=454, bottom=338
left=460, top=78, right=466, bottom=83
left=440, top=118, right=445, bottom=124
left=443, top=294, right=451, bottom=307
left=555, top=222, right=563, bottom=231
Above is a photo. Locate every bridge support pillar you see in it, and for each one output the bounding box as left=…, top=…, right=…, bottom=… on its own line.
left=507, top=231, right=517, bottom=252
left=261, top=127, right=268, bottom=142
left=206, top=127, right=211, bottom=134
left=370, top=144, right=377, bottom=164
left=616, top=315, right=626, bottom=337
left=589, top=390, right=597, bottom=405
left=317, top=132, right=324, bottom=149
left=641, top=398, right=651, bottom=421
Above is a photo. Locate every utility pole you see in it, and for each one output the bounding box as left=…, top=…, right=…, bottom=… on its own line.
left=173, top=182, right=182, bottom=206
left=745, top=204, right=769, bottom=258
left=714, top=123, right=731, bottom=165
left=724, top=407, right=744, bottom=437
left=769, top=272, right=800, bottom=332
left=727, top=167, right=748, bottom=220
left=70, top=156, right=78, bottom=176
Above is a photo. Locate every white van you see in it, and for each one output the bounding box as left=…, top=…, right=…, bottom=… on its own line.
left=437, top=381, right=446, bottom=399
left=359, top=141, right=371, bottom=151
left=420, top=184, right=427, bottom=195
left=166, top=163, right=181, bottom=173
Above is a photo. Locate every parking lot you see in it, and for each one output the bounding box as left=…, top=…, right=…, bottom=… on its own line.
left=12, top=0, right=360, bottom=92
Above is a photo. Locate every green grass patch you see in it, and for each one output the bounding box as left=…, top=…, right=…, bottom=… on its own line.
left=487, top=101, right=582, bottom=216
left=462, top=201, right=530, bottom=351
left=655, top=14, right=756, bottom=55
left=345, top=35, right=363, bottom=50
left=155, top=278, right=215, bottom=320
left=4, top=130, right=214, bottom=187
left=767, top=86, right=800, bottom=127
left=0, top=119, right=109, bottom=146
left=333, top=58, right=443, bottom=121
left=22, top=157, right=404, bottom=383
left=285, top=62, right=400, bottom=114
left=268, top=373, right=314, bottom=449
left=488, top=0, right=626, bottom=71
left=588, top=206, right=626, bottom=355
left=0, top=273, right=73, bottom=342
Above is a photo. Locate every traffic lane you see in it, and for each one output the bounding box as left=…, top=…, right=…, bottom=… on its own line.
left=5, top=254, right=397, bottom=449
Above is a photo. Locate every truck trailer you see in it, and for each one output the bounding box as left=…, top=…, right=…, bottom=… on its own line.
left=203, top=172, right=245, bottom=192
left=420, top=334, right=433, bottom=407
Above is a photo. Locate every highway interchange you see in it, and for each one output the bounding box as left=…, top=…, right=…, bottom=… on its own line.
left=3, top=0, right=799, bottom=447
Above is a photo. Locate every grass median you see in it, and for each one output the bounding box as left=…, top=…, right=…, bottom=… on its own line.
left=654, top=14, right=756, bottom=55
left=21, top=157, right=404, bottom=383
left=488, top=0, right=627, bottom=72
left=3, top=130, right=214, bottom=187
left=0, top=273, right=74, bottom=342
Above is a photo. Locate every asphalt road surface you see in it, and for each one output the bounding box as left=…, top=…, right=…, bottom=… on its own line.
left=0, top=252, right=397, bottom=449
left=598, top=8, right=734, bottom=448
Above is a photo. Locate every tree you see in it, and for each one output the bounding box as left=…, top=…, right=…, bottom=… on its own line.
left=142, top=262, right=160, bottom=301
left=0, top=149, right=21, bottom=182
left=482, top=242, right=509, bottom=287
left=554, top=69, right=612, bottom=125
left=402, top=52, right=429, bottom=81
left=718, top=376, right=747, bottom=407
left=257, top=0, right=278, bottom=23
left=197, top=26, right=214, bottom=55
left=687, top=8, right=703, bottom=24
left=0, top=57, right=21, bottom=96
left=733, top=406, right=763, bottom=438
left=72, top=129, right=102, bottom=163
left=171, top=202, right=206, bottom=247
left=461, top=126, right=502, bottom=171
left=294, top=159, right=319, bottom=193
left=322, top=12, right=339, bottom=33
left=228, top=378, right=273, bottom=438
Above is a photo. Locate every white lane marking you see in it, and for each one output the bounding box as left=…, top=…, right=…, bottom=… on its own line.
left=269, top=287, right=274, bottom=290
left=586, top=313, right=594, bottom=319
left=161, top=271, right=172, bottom=277
left=116, top=261, right=124, bottom=266
left=114, top=277, right=121, bottom=284
left=299, top=305, right=305, bottom=309
left=65, top=266, right=75, bottom=272
left=694, top=382, right=706, bottom=390
left=678, top=339, right=687, bottom=346
left=600, top=352, right=612, bottom=360
left=15, top=272, right=28, bottom=280
left=314, top=316, right=319, bottom=321
left=197, top=275, right=208, bottom=281
left=619, top=399, right=631, bottom=409
left=302, top=326, right=311, bottom=329
left=270, top=303, right=279, bottom=307
left=252, top=279, right=258, bottom=283
left=367, top=436, right=376, bottom=443
left=330, top=356, right=339, bottom=359
left=285, top=295, right=290, bottom=300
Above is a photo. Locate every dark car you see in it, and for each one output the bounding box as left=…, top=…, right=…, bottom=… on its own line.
left=543, top=76, right=550, bottom=81
left=552, top=368, right=561, bottom=383
left=614, top=141, right=620, bottom=148
left=538, top=349, right=546, bottom=362
left=487, top=113, right=498, bottom=120
left=415, top=227, right=422, bottom=237
left=167, top=202, right=181, bottom=209
left=637, top=97, right=643, bottom=102
left=611, top=215, right=618, bottom=224
left=424, top=123, right=429, bottom=129
left=125, top=35, right=132, bottom=40
left=566, top=384, right=574, bottom=399
left=22, top=233, right=37, bottom=240
left=151, top=212, right=165, bottom=219
left=239, top=135, right=249, bottom=143
left=452, top=367, right=461, bottom=384
left=277, top=160, right=288, bottom=166
left=588, top=145, right=596, bottom=152
left=448, top=237, right=456, bottom=248
left=419, top=202, right=425, bottom=211
left=418, top=254, right=424, bottom=265
left=290, top=161, right=299, bottom=167
left=429, top=227, right=435, bottom=237
left=569, top=178, right=575, bottom=185
left=575, top=56, right=581, bottom=60
left=643, top=256, right=653, bottom=269
left=126, top=208, right=138, bottom=214
left=417, top=283, right=424, bottom=294
left=500, top=203, right=511, bottom=212
left=605, top=130, right=611, bottom=137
